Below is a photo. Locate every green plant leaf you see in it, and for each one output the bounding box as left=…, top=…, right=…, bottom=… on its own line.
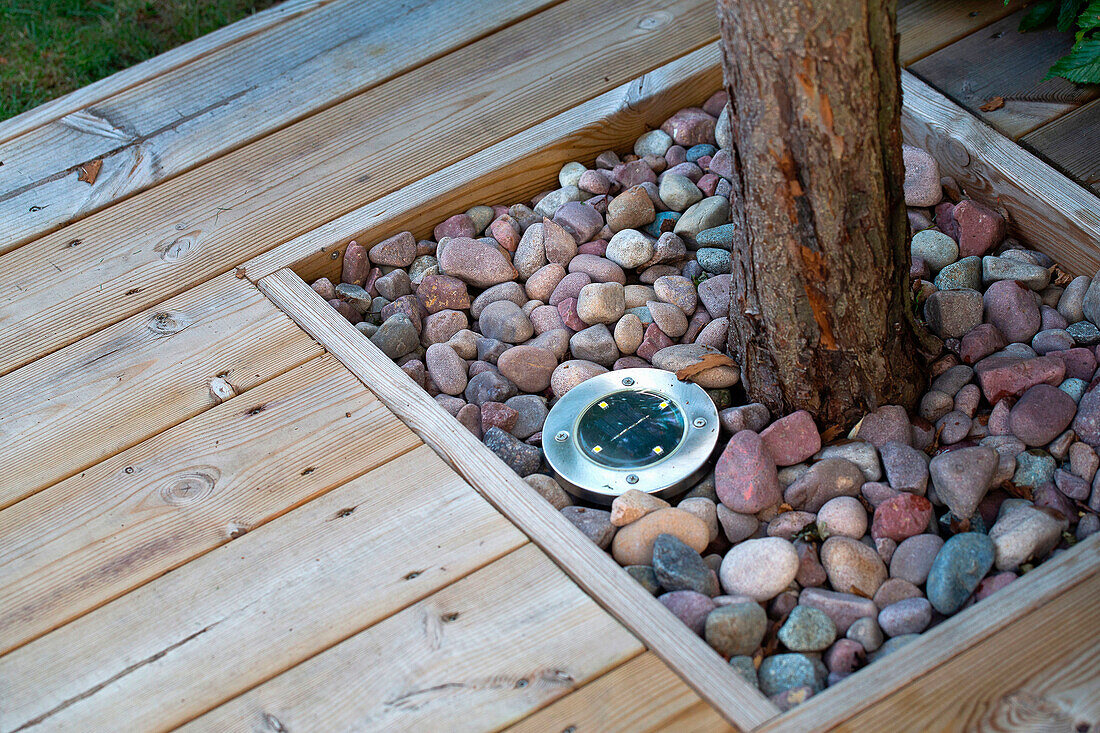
left=1077, top=0, right=1100, bottom=32
left=1045, top=37, right=1100, bottom=83
left=1059, top=0, right=1086, bottom=32
left=1019, top=0, right=1058, bottom=30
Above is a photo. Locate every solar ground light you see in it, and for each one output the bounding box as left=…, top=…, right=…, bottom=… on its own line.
left=543, top=368, right=720, bottom=505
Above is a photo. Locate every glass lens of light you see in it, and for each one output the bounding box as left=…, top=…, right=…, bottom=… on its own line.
left=576, top=390, right=685, bottom=468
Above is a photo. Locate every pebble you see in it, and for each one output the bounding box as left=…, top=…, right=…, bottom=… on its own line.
left=438, top=237, right=519, bottom=288
left=610, top=489, right=670, bottom=527
left=846, top=615, right=884, bottom=652
left=820, top=536, right=888, bottom=598
left=935, top=256, right=982, bottom=291
left=926, top=532, right=996, bottom=614
left=758, top=654, right=823, bottom=697
left=924, top=289, right=983, bottom=338
left=659, top=173, right=704, bottom=212
left=890, top=534, right=944, bottom=585
left=910, top=229, right=958, bottom=272
left=720, top=403, right=771, bottom=434
left=717, top=504, right=759, bottom=543
left=903, top=145, right=942, bottom=206
left=369, top=231, right=416, bottom=267
left=729, top=656, right=760, bottom=688
left=674, top=197, right=729, bottom=245
left=928, top=446, right=997, bottom=519
left=760, top=410, right=821, bottom=466
left=496, top=345, right=557, bottom=393
left=658, top=591, right=716, bottom=636
left=816, top=496, right=868, bottom=539
left=661, top=107, right=717, bottom=146
left=855, top=405, right=913, bottom=448
left=816, top=441, right=882, bottom=482
left=880, top=441, right=929, bottom=494
left=719, top=538, right=799, bottom=601
left=561, top=506, right=616, bottom=549
left=607, top=187, right=656, bottom=233
left=953, top=199, right=1006, bottom=258
left=705, top=602, right=768, bottom=656
left=877, top=598, right=932, bottom=637
left=778, top=605, right=838, bottom=652
left=370, top=313, right=420, bottom=359
left=715, top=430, right=782, bottom=513
left=799, top=587, right=879, bottom=636
left=872, top=494, right=933, bottom=542
left=988, top=503, right=1067, bottom=571
left=635, top=129, right=674, bottom=157
left=525, top=474, right=571, bottom=509
left=1013, top=449, right=1056, bottom=488
left=625, top=565, right=660, bottom=595
left=483, top=427, right=540, bottom=476
left=785, top=458, right=865, bottom=512
left=570, top=324, right=619, bottom=367
left=1008, top=383, right=1076, bottom=447
left=651, top=344, right=740, bottom=388
left=424, top=343, right=467, bottom=396
left=677, top=497, right=719, bottom=544
left=653, top=275, right=698, bottom=314
left=695, top=224, right=738, bottom=250
left=611, top=508, right=709, bottom=566
left=984, top=280, right=1041, bottom=344
left=550, top=359, right=607, bottom=397
left=868, top=634, right=920, bottom=662
left=479, top=300, right=533, bottom=344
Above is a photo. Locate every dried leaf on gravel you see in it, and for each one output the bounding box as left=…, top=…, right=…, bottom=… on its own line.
left=675, top=352, right=738, bottom=381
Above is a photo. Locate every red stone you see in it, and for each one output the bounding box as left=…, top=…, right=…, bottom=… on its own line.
left=975, top=355, right=1065, bottom=404
left=871, top=494, right=932, bottom=542
left=417, top=274, right=470, bottom=314
left=953, top=199, right=1006, bottom=258
left=760, top=410, right=821, bottom=466
left=715, top=430, right=782, bottom=513
left=480, top=401, right=518, bottom=433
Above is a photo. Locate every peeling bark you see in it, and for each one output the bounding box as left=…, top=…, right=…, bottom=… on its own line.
left=718, top=0, right=929, bottom=428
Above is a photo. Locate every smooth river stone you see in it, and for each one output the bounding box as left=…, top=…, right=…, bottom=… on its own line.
left=611, top=508, right=709, bottom=566
left=715, top=430, right=782, bottom=513
left=719, top=537, right=799, bottom=601
left=820, top=536, right=888, bottom=598
left=926, top=532, right=996, bottom=614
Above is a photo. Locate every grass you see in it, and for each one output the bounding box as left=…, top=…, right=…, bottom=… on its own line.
left=0, top=0, right=281, bottom=121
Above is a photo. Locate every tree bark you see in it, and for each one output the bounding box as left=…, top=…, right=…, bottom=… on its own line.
left=718, top=0, right=930, bottom=429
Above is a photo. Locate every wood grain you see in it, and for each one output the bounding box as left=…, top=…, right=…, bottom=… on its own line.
left=245, top=43, right=724, bottom=284
left=900, top=70, right=1100, bottom=276
left=758, top=533, right=1100, bottom=732
left=0, top=355, right=420, bottom=654
left=0, top=272, right=322, bottom=510
left=0, top=0, right=334, bottom=145
left=1022, top=98, right=1100, bottom=196
left=258, top=269, right=781, bottom=730
left=0, top=0, right=719, bottom=378
left=0, top=446, right=526, bottom=731
left=837, top=571, right=1100, bottom=732
left=909, top=10, right=1100, bottom=138
left=897, top=0, right=1024, bottom=66
left=181, top=544, right=644, bottom=732
left=0, top=0, right=559, bottom=255
left=508, top=652, right=733, bottom=733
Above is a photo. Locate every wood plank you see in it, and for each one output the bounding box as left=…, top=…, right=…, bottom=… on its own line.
left=900, top=70, right=1100, bottom=276
left=0, top=0, right=334, bottom=144
left=0, top=446, right=526, bottom=732
left=898, top=0, right=1024, bottom=66
left=0, top=0, right=559, bottom=255
left=0, top=0, right=719, bottom=378
left=258, top=269, right=781, bottom=730
left=1022, top=98, right=1100, bottom=196
left=180, top=544, right=645, bottom=732
left=909, top=11, right=1100, bottom=138
left=508, top=652, right=734, bottom=733
left=757, top=533, right=1100, bottom=732
left=837, top=572, right=1100, bottom=731
left=0, top=355, right=420, bottom=654
left=0, top=272, right=322, bottom=510
left=246, top=43, right=723, bottom=284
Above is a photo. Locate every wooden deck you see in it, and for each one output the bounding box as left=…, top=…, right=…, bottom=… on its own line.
left=0, top=1, right=1097, bottom=731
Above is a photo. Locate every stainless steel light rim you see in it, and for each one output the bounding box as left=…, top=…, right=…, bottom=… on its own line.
left=543, top=368, right=720, bottom=505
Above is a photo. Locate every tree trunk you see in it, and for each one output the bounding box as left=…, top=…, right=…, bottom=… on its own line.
left=717, top=0, right=930, bottom=429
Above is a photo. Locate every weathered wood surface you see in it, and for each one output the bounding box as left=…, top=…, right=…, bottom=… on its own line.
left=897, top=0, right=1024, bottom=65
left=508, top=652, right=733, bottom=733
left=0, top=0, right=719, bottom=378
left=0, top=355, right=420, bottom=654
left=245, top=43, right=724, bottom=283
left=0, top=445, right=526, bottom=731
left=901, top=70, right=1100, bottom=276
left=909, top=10, right=1100, bottom=139
left=259, top=268, right=780, bottom=729
left=0, top=0, right=559, bottom=255
left=0, top=272, right=321, bottom=509
left=0, top=0, right=334, bottom=144
left=181, top=544, right=645, bottom=732
left=758, top=533, right=1100, bottom=732
left=1022, top=98, right=1100, bottom=196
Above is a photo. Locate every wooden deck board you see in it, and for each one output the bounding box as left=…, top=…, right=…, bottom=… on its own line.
left=0, top=0, right=718, bottom=379
left=0, top=0, right=560, bottom=255
left=0, top=445, right=526, bottom=731
left=0, top=355, right=420, bottom=654
left=1022, top=98, right=1100, bottom=196
left=0, top=272, right=322, bottom=510
left=508, top=652, right=734, bottom=733
left=909, top=10, right=1100, bottom=139
left=897, top=0, right=1024, bottom=66
left=180, top=544, right=645, bottom=732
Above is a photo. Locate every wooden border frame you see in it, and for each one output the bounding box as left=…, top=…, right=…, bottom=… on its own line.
left=254, top=47, right=1100, bottom=730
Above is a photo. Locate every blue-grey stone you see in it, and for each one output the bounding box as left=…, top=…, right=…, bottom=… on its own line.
left=643, top=211, right=681, bottom=238
left=933, top=256, right=982, bottom=291
left=1012, top=449, right=1056, bottom=489
left=627, top=306, right=654, bottom=326
left=686, top=143, right=718, bottom=162
left=868, top=633, right=920, bottom=661
left=483, top=427, right=541, bottom=476
left=926, top=533, right=995, bottom=614
left=695, top=223, right=738, bottom=250
left=704, top=602, right=767, bottom=657
left=758, top=653, right=824, bottom=696
left=778, top=605, right=837, bottom=652
left=1068, top=319, right=1100, bottom=346
left=729, top=655, right=759, bottom=688
left=1060, top=377, right=1089, bottom=403
left=653, top=533, right=719, bottom=596
left=626, top=565, right=661, bottom=595
left=697, top=247, right=732, bottom=274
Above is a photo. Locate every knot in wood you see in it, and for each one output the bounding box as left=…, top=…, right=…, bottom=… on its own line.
left=147, top=311, right=190, bottom=336
left=160, top=469, right=218, bottom=506
left=636, top=10, right=671, bottom=30
left=156, top=231, right=200, bottom=262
